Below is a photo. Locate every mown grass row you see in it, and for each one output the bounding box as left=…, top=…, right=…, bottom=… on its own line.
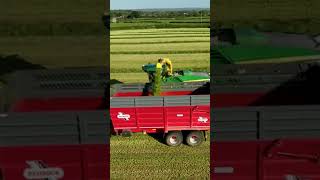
left=111, top=50, right=210, bottom=55
left=111, top=42, right=209, bottom=52
left=111, top=40, right=209, bottom=45
left=111, top=23, right=210, bottom=30
left=111, top=37, right=209, bottom=43
left=111, top=28, right=209, bottom=34
left=111, top=34, right=209, bottom=39
left=111, top=32, right=209, bottom=36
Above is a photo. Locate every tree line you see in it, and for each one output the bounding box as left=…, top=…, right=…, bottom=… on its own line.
left=110, top=9, right=210, bottom=19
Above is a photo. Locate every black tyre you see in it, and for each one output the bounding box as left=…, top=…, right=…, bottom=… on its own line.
left=185, top=131, right=204, bottom=147
left=165, top=131, right=183, bottom=146
left=121, top=130, right=132, bottom=137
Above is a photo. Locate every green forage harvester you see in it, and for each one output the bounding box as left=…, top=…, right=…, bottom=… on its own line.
left=153, top=63, right=162, bottom=96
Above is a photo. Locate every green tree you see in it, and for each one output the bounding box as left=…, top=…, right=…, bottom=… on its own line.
left=127, top=11, right=141, bottom=19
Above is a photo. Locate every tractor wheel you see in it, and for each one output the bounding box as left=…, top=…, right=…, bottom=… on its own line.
left=165, top=131, right=183, bottom=147
left=185, top=131, right=204, bottom=147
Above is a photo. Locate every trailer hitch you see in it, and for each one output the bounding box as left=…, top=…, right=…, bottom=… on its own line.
left=264, top=139, right=320, bottom=164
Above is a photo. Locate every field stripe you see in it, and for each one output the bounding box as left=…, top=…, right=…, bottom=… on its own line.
left=111, top=40, right=209, bottom=45
left=111, top=35, right=209, bottom=39
left=110, top=28, right=209, bottom=33
left=111, top=37, right=209, bottom=43
left=111, top=67, right=209, bottom=73
left=111, top=32, right=209, bottom=36
left=111, top=50, right=210, bottom=54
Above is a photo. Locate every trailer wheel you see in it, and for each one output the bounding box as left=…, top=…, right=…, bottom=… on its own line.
left=165, top=131, right=183, bottom=146
left=185, top=131, right=203, bottom=146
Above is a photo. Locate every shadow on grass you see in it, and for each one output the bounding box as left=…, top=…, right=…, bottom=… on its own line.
left=148, top=133, right=166, bottom=145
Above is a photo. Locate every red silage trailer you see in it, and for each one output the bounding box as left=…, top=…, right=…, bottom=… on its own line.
left=0, top=111, right=109, bottom=180
left=110, top=83, right=210, bottom=146
left=4, top=68, right=108, bottom=112
left=211, top=62, right=320, bottom=180
left=0, top=68, right=109, bottom=179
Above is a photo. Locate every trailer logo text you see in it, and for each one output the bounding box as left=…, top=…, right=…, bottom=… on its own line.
left=23, top=160, right=64, bottom=179
left=117, top=112, right=130, bottom=121
left=198, top=116, right=208, bottom=123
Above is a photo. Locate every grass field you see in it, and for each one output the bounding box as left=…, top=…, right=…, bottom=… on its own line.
left=110, top=28, right=210, bottom=82
left=110, top=22, right=210, bottom=178
left=0, top=0, right=106, bottom=73
left=0, top=0, right=105, bottom=36
left=111, top=133, right=210, bottom=179
left=0, top=36, right=106, bottom=68
left=110, top=16, right=210, bottom=178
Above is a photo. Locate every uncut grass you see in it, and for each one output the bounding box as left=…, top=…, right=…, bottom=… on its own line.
left=111, top=23, right=209, bottom=30
left=111, top=73, right=147, bottom=83
left=112, top=40, right=210, bottom=45
left=111, top=37, right=209, bottom=44
left=0, top=36, right=106, bottom=68
left=111, top=34, right=209, bottom=39
left=111, top=42, right=209, bottom=53
left=110, top=32, right=209, bottom=36
left=110, top=133, right=210, bottom=179
left=111, top=28, right=209, bottom=33
left=111, top=54, right=209, bottom=73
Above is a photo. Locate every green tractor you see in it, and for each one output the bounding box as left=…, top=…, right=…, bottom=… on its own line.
left=142, top=63, right=210, bottom=84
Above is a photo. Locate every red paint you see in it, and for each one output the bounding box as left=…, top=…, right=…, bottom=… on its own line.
left=161, top=91, right=193, bottom=96
left=110, top=105, right=210, bottom=133
left=113, top=92, right=145, bottom=97
left=211, top=140, right=320, bottom=180
left=212, top=93, right=265, bottom=107
left=10, top=97, right=105, bottom=112
left=0, top=144, right=109, bottom=180
left=113, top=90, right=193, bottom=97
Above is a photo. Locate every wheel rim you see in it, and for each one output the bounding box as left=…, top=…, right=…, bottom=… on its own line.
left=169, top=136, right=178, bottom=144
left=190, top=135, right=199, bottom=144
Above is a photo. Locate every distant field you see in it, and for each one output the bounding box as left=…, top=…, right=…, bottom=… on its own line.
left=111, top=17, right=210, bottom=30
left=110, top=28, right=210, bottom=82
left=111, top=133, right=210, bottom=179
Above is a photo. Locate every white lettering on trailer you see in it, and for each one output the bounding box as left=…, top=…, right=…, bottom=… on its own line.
left=176, top=114, right=184, bottom=117
left=23, top=160, right=64, bottom=179
left=285, top=175, right=305, bottom=180
left=198, top=116, right=208, bottom=123
left=214, top=167, right=234, bottom=174
left=117, top=112, right=130, bottom=121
